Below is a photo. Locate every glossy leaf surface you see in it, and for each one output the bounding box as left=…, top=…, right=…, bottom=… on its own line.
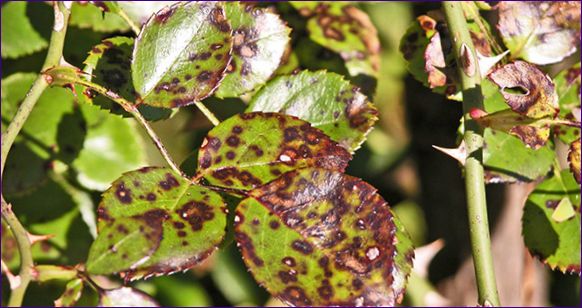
left=497, top=1, right=580, bottom=65
left=132, top=2, right=233, bottom=108
left=215, top=2, right=290, bottom=98
left=99, top=287, right=159, bottom=307
left=196, top=112, right=351, bottom=190
left=235, top=168, right=414, bottom=306
left=523, top=170, right=580, bottom=274
left=247, top=70, right=378, bottom=152
left=87, top=167, right=226, bottom=280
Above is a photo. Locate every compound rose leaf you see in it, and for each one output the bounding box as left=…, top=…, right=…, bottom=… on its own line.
left=523, top=170, right=580, bottom=274
left=196, top=112, right=351, bottom=191
left=247, top=70, right=378, bottom=152
left=214, top=2, right=290, bottom=98
left=132, top=2, right=233, bottom=108
left=488, top=61, right=558, bottom=119
left=234, top=168, right=414, bottom=306
left=497, top=1, right=580, bottom=65
left=86, top=167, right=227, bottom=280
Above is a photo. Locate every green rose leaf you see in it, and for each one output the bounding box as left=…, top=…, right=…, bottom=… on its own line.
left=69, top=2, right=130, bottom=33
left=1, top=2, right=48, bottom=59
left=553, top=63, right=581, bottom=144
left=82, top=36, right=172, bottom=121
left=235, top=168, right=414, bottom=306
left=86, top=167, right=227, bottom=280
left=54, top=278, right=84, bottom=307
left=247, top=70, right=378, bottom=152
left=569, top=138, right=581, bottom=184
left=132, top=2, right=233, bottom=108
left=196, top=112, right=351, bottom=190
left=291, top=2, right=380, bottom=77
left=214, top=2, right=290, bottom=98
left=114, top=1, right=180, bottom=27
left=523, top=170, right=580, bottom=274
left=497, top=1, right=580, bottom=65
left=99, top=287, right=159, bottom=307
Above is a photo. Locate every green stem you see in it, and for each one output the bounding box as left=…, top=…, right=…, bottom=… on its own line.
left=443, top=2, right=500, bottom=306
left=71, top=79, right=186, bottom=178
left=194, top=101, right=220, bottom=126
left=1, top=3, right=71, bottom=307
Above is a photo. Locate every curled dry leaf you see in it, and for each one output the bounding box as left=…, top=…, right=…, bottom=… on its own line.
left=196, top=112, right=351, bottom=191
left=132, top=2, right=233, bottom=108
left=86, top=167, right=227, bottom=280
left=235, top=168, right=414, bottom=306
left=569, top=138, right=581, bottom=184
left=497, top=1, right=581, bottom=65
left=291, top=2, right=380, bottom=77
left=488, top=61, right=558, bottom=119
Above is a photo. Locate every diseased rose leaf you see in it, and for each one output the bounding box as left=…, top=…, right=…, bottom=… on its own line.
left=198, top=112, right=352, bottom=189
left=112, top=1, right=180, bottom=27
left=69, top=2, right=130, bottom=33
left=235, top=168, right=414, bottom=306
left=196, top=112, right=351, bottom=191
left=497, top=1, right=580, bottom=65
left=274, top=45, right=300, bottom=76
left=482, top=129, right=554, bottom=183
left=473, top=109, right=551, bottom=149
left=1, top=2, right=48, bottom=59
left=99, top=287, right=159, bottom=307
left=82, top=36, right=172, bottom=121
left=523, top=170, right=580, bottom=274
left=54, top=278, right=84, bottom=307
left=553, top=63, right=581, bottom=144
left=86, top=167, right=227, bottom=280
left=214, top=2, right=290, bottom=98
left=247, top=70, right=378, bottom=152
left=291, top=2, right=380, bottom=77
left=132, top=2, right=233, bottom=108
left=489, top=61, right=558, bottom=119
left=569, top=138, right=581, bottom=184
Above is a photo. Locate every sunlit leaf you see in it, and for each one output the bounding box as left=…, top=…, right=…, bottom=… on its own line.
left=235, top=168, right=414, bottom=306
left=488, top=61, right=558, bottom=119
left=54, top=278, right=84, bottom=307
left=214, top=2, right=290, bottom=98
left=114, top=1, right=180, bottom=27
left=69, top=2, right=130, bottom=33
left=99, top=287, right=159, bottom=307
left=132, top=2, right=233, bottom=108
left=553, top=63, right=581, bottom=144
left=247, top=70, right=378, bottom=152
left=569, top=138, right=581, bottom=184
left=86, top=167, right=226, bottom=280
left=523, top=170, right=580, bottom=274
left=1, top=2, right=48, bottom=59
left=497, top=1, right=580, bottom=65
left=291, top=2, right=380, bottom=77
left=473, top=109, right=551, bottom=149
left=82, top=36, right=172, bottom=121
left=196, top=112, right=351, bottom=190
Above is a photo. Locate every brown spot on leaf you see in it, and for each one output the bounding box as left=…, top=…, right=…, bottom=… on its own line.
left=155, top=6, right=176, bottom=23
left=176, top=201, right=215, bottom=231
left=115, top=182, right=132, bottom=204
left=291, top=240, right=313, bottom=254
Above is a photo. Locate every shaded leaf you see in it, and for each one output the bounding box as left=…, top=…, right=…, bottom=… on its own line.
left=69, top=2, right=129, bottom=33
left=488, top=61, right=558, bottom=119
left=86, top=167, right=226, bottom=280
left=482, top=129, right=554, bottom=183
left=132, top=2, right=233, bottom=108
left=497, top=1, right=580, bottom=65
left=54, top=278, right=84, bottom=307
left=235, top=168, right=414, bottom=306
left=215, top=2, right=290, bottom=98
left=247, top=70, right=378, bottom=152
left=99, top=287, right=159, bottom=307
left=82, top=36, right=172, bottom=121
left=291, top=2, right=380, bottom=77
left=553, top=62, right=581, bottom=144
left=569, top=138, right=581, bottom=184
left=196, top=112, right=351, bottom=190
left=523, top=170, right=580, bottom=274
left=1, top=2, right=48, bottom=59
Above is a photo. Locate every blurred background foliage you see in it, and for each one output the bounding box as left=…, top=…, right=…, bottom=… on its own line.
left=1, top=1, right=579, bottom=306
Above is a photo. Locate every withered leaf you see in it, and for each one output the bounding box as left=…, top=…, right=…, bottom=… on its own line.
left=569, top=138, right=581, bottom=184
